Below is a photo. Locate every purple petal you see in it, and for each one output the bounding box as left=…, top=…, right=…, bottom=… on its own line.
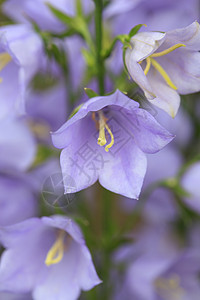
left=131, top=109, right=174, bottom=153
left=99, top=140, right=147, bottom=199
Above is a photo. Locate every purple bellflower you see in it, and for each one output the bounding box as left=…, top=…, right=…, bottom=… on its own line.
left=52, top=90, right=173, bottom=199
left=124, top=249, right=200, bottom=300
left=2, top=0, right=94, bottom=34
left=0, top=173, right=37, bottom=227
left=0, top=24, right=43, bottom=119
left=0, top=117, right=36, bottom=172
left=181, top=162, right=200, bottom=214
left=115, top=225, right=200, bottom=300
left=125, top=22, right=200, bottom=117
left=0, top=216, right=101, bottom=300
left=105, top=0, right=199, bottom=34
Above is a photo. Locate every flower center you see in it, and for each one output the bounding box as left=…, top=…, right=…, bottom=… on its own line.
left=141, top=43, right=185, bottom=90
left=92, top=111, right=114, bottom=152
left=0, top=52, right=12, bottom=82
left=45, top=230, right=67, bottom=266
left=155, top=274, right=185, bottom=300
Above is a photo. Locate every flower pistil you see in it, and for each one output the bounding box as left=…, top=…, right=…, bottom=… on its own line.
left=96, top=111, right=114, bottom=152
left=141, top=43, right=185, bottom=90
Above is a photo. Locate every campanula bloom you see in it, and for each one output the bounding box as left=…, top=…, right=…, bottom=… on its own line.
left=52, top=90, right=173, bottom=199
left=0, top=24, right=43, bottom=119
left=105, top=0, right=199, bottom=33
left=0, top=216, right=101, bottom=300
left=0, top=117, right=36, bottom=172
left=181, top=162, right=200, bottom=214
left=125, top=22, right=200, bottom=117
left=114, top=225, right=200, bottom=300
left=0, top=173, right=37, bottom=226
left=3, top=0, right=94, bottom=33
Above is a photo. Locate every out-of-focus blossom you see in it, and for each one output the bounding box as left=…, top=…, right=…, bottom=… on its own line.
left=0, top=173, right=37, bottom=226
left=2, top=0, right=94, bottom=33
left=125, top=22, right=200, bottom=117
left=0, top=158, right=61, bottom=227
left=181, top=162, right=200, bottom=214
left=154, top=106, right=193, bottom=148
left=124, top=249, right=200, bottom=300
left=115, top=225, right=200, bottom=300
left=52, top=90, right=173, bottom=199
left=0, top=117, right=36, bottom=172
left=105, top=0, right=199, bottom=33
left=26, top=82, right=68, bottom=143
left=0, top=24, right=43, bottom=119
left=0, top=292, right=32, bottom=300
left=0, top=216, right=101, bottom=299
left=141, top=146, right=182, bottom=223
left=119, top=145, right=182, bottom=214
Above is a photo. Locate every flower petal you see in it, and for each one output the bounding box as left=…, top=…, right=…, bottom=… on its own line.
left=99, top=140, right=147, bottom=199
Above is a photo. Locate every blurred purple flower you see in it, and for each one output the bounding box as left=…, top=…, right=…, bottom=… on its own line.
left=154, top=106, right=193, bottom=148
left=52, top=90, right=173, bottom=198
left=0, top=117, right=36, bottom=172
left=26, top=82, right=68, bottom=143
left=181, top=162, right=200, bottom=214
left=0, top=216, right=101, bottom=299
left=115, top=226, right=200, bottom=300
left=0, top=292, right=32, bottom=300
left=105, top=0, right=199, bottom=33
left=3, top=0, right=94, bottom=33
left=0, top=173, right=37, bottom=227
left=0, top=24, right=43, bottom=119
left=125, top=22, right=200, bottom=117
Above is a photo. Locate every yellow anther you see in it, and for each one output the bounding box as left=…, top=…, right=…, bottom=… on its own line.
left=150, top=58, right=177, bottom=90
left=104, top=123, right=114, bottom=152
left=0, top=52, right=12, bottom=72
left=96, top=111, right=114, bottom=152
left=45, top=231, right=65, bottom=266
left=151, top=43, right=185, bottom=58
left=140, top=43, right=185, bottom=89
left=144, top=56, right=151, bottom=75
left=97, top=111, right=107, bottom=146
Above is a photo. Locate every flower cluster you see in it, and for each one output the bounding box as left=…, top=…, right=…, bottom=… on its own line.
left=0, top=0, right=200, bottom=299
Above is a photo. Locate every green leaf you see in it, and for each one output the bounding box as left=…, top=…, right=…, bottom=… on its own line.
left=129, top=24, right=147, bottom=38
left=102, top=34, right=130, bottom=59
left=68, top=104, right=83, bottom=119
left=84, top=88, right=99, bottom=98
left=46, top=3, right=74, bottom=27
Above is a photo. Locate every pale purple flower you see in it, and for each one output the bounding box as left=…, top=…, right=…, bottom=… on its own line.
left=0, top=117, right=36, bottom=172
left=52, top=90, right=173, bottom=199
left=114, top=226, right=200, bottom=300
left=124, top=249, right=200, bottom=300
left=0, top=24, right=43, bottom=119
left=0, top=292, right=32, bottom=300
left=26, top=82, right=68, bottom=143
left=3, top=0, right=94, bottom=33
left=154, top=106, right=193, bottom=148
left=181, top=162, right=200, bottom=214
left=125, top=22, right=200, bottom=117
left=105, top=0, right=199, bottom=33
left=0, top=173, right=37, bottom=227
left=0, top=216, right=101, bottom=300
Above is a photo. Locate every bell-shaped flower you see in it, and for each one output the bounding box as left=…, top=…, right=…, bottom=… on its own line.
left=3, top=0, right=94, bottom=33
left=52, top=90, right=174, bottom=199
left=0, top=216, right=101, bottom=300
left=125, top=22, right=200, bottom=117
left=0, top=117, right=36, bottom=172
left=181, top=162, right=200, bottom=214
left=0, top=24, right=43, bottom=120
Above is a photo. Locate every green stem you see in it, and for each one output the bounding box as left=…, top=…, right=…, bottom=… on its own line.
left=94, top=0, right=104, bottom=95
